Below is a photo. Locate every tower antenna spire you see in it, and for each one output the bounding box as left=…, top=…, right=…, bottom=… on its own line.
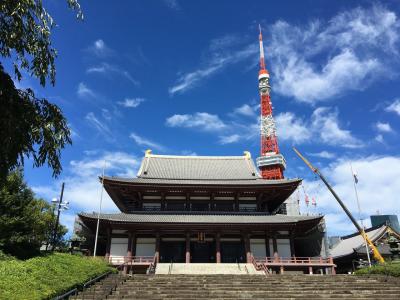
left=256, top=26, right=286, bottom=180
left=259, top=24, right=266, bottom=70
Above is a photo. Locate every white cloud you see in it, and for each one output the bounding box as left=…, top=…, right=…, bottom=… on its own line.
left=308, top=151, right=336, bottom=159
left=375, top=134, right=384, bottom=143
left=233, top=104, right=257, bottom=117
left=32, top=152, right=141, bottom=233
left=130, top=132, right=166, bottom=152
left=117, top=98, right=145, bottom=108
left=163, top=0, right=181, bottom=11
left=375, top=121, right=393, bottom=133
left=303, top=155, right=400, bottom=235
left=85, top=112, right=113, bottom=138
left=219, top=134, right=241, bottom=144
left=385, top=98, right=400, bottom=116
left=275, top=112, right=311, bottom=144
left=268, top=5, right=398, bottom=103
left=86, top=63, right=139, bottom=86
left=169, top=44, right=256, bottom=95
left=87, top=39, right=114, bottom=57
left=77, top=82, right=96, bottom=98
left=166, top=112, right=227, bottom=131
left=311, top=107, right=363, bottom=148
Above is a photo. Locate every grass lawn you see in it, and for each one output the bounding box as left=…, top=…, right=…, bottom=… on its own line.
left=0, top=253, right=115, bottom=299
left=354, top=262, right=400, bottom=277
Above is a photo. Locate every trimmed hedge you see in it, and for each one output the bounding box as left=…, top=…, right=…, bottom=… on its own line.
left=0, top=253, right=115, bottom=299
left=355, top=262, right=400, bottom=277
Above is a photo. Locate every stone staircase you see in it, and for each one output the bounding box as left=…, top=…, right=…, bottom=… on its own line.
left=155, top=263, right=264, bottom=275
left=101, top=274, right=400, bottom=299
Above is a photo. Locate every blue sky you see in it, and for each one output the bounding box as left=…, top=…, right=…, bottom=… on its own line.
left=4, top=0, right=400, bottom=237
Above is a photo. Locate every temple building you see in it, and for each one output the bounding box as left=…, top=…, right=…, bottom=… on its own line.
left=76, top=151, right=330, bottom=271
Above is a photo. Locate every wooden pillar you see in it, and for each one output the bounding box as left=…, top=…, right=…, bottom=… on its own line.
left=155, top=232, right=160, bottom=263
left=216, top=232, right=221, bottom=263
left=272, top=236, right=278, bottom=256
left=161, top=193, right=166, bottom=211
left=235, top=193, right=239, bottom=212
left=185, top=232, right=191, bottom=263
left=105, top=227, right=111, bottom=261
left=127, top=232, right=133, bottom=261
left=265, top=234, right=270, bottom=257
left=309, top=266, right=313, bottom=274
left=244, top=233, right=251, bottom=263
left=290, top=235, right=295, bottom=257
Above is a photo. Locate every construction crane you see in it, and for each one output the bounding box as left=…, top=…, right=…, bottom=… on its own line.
left=293, top=147, right=385, bottom=264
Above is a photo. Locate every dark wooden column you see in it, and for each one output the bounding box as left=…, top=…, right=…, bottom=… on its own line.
left=127, top=232, right=133, bottom=261
left=244, top=233, right=251, bottom=263
left=216, top=232, right=221, bottom=263
left=235, top=193, right=239, bottom=212
left=105, top=227, right=111, bottom=261
left=161, top=193, right=166, bottom=211
left=265, top=234, right=270, bottom=257
left=155, top=232, right=160, bottom=263
left=273, top=236, right=278, bottom=258
left=185, top=232, right=191, bottom=263
left=290, top=234, right=296, bottom=257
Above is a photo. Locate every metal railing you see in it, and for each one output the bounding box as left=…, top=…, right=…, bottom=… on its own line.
left=252, top=256, right=336, bottom=275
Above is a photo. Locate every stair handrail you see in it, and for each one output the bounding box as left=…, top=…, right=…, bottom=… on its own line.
left=251, top=255, right=270, bottom=276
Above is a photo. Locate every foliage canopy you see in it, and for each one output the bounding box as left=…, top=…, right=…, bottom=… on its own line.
left=0, top=170, right=67, bottom=258
left=0, top=0, right=82, bottom=181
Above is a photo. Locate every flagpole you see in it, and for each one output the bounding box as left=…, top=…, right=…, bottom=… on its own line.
left=350, top=163, right=371, bottom=267
left=94, top=160, right=106, bottom=257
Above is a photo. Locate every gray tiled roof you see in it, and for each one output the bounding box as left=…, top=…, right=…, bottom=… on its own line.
left=136, top=153, right=260, bottom=181
left=79, top=212, right=321, bottom=224
left=103, top=176, right=301, bottom=186
left=330, top=225, right=387, bottom=258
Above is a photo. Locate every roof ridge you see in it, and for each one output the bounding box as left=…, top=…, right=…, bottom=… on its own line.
left=146, top=154, right=251, bottom=160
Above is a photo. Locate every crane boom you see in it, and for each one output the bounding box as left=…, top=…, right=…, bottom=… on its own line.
left=293, top=147, right=385, bottom=264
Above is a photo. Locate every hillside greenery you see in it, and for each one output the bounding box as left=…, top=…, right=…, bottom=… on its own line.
left=355, top=262, right=400, bottom=277
left=0, top=253, right=115, bottom=299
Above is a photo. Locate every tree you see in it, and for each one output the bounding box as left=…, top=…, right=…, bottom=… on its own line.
left=0, top=170, right=67, bottom=258
left=0, top=0, right=82, bottom=183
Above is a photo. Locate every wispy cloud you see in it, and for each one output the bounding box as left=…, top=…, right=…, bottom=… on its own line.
left=233, top=104, right=257, bottom=117
left=375, top=121, right=393, bottom=133
left=275, top=112, right=312, bottom=144
left=85, top=112, right=113, bottom=139
left=117, top=98, right=145, bottom=108
left=163, top=0, right=181, bottom=11
left=169, top=43, right=256, bottom=95
left=166, top=112, right=227, bottom=131
left=311, top=107, right=363, bottom=148
left=308, top=151, right=336, bottom=159
left=86, top=39, right=114, bottom=58
left=86, top=62, right=139, bottom=86
left=268, top=5, right=399, bottom=103
left=130, top=132, right=166, bottom=152
left=385, top=98, right=400, bottom=116
left=77, top=82, right=96, bottom=98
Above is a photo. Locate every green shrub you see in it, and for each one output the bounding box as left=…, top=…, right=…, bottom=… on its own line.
left=354, top=262, right=400, bottom=277
left=0, top=253, right=115, bottom=299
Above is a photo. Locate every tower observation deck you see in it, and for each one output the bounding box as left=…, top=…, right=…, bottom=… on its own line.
left=256, top=26, right=286, bottom=180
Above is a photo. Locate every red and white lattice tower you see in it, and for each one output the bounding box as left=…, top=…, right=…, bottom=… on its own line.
left=256, top=25, right=286, bottom=179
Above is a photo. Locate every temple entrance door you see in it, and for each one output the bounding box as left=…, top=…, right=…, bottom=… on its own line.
left=191, top=241, right=215, bottom=263
left=160, top=241, right=185, bottom=263
left=221, top=241, right=246, bottom=263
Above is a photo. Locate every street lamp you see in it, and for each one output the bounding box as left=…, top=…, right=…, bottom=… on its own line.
left=52, top=182, right=69, bottom=251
